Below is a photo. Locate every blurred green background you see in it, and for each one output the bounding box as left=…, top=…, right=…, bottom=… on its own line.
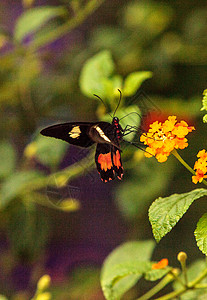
left=0, top=0, right=207, bottom=299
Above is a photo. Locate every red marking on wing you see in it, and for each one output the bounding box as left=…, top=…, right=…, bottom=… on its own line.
left=98, top=153, right=113, bottom=171
left=113, top=150, right=122, bottom=169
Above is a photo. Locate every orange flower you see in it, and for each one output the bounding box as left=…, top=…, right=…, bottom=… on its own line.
left=152, top=258, right=169, bottom=270
left=140, top=116, right=195, bottom=162
left=192, top=150, right=207, bottom=184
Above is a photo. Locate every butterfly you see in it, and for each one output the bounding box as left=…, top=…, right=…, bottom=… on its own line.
left=41, top=117, right=126, bottom=182
left=40, top=92, right=139, bottom=182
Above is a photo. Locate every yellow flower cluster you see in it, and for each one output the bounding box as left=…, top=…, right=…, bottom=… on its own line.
left=192, top=150, right=207, bottom=184
left=140, top=116, right=195, bottom=162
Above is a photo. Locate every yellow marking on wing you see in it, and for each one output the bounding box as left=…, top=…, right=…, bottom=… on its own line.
left=69, top=126, right=81, bottom=139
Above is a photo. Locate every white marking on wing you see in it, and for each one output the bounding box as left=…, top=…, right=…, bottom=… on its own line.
left=94, top=125, right=111, bottom=143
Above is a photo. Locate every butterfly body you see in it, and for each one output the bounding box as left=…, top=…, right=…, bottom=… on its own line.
left=40, top=117, right=124, bottom=182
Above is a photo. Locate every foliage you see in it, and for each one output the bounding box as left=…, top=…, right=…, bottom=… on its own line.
left=0, top=141, right=16, bottom=179
left=101, top=240, right=156, bottom=300
left=0, top=0, right=207, bottom=299
left=195, top=213, right=207, bottom=255
left=149, top=189, right=207, bottom=242
left=201, top=89, right=207, bottom=123
left=100, top=241, right=207, bottom=300
left=14, top=6, right=68, bottom=42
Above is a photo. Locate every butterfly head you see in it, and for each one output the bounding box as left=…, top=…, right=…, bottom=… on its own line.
left=112, top=117, right=120, bottom=124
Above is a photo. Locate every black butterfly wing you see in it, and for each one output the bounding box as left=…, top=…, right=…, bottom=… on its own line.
left=88, top=121, right=122, bottom=149
left=40, top=122, right=95, bottom=147
left=95, top=143, right=115, bottom=182
left=111, top=146, right=123, bottom=180
left=41, top=121, right=124, bottom=182
left=99, top=122, right=123, bottom=179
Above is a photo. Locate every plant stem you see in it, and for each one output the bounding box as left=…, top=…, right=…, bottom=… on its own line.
left=172, top=149, right=195, bottom=175
left=168, top=269, right=184, bottom=287
left=135, top=273, right=175, bottom=300
left=24, top=149, right=95, bottom=192
left=154, top=287, right=186, bottom=300
left=172, top=149, right=207, bottom=186
left=154, top=266, right=207, bottom=300
left=182, top=260, right=188, bottom=286
left=188, top=266, right=207, bottom=288
left=29, top=0, right=104, bottom=52
left=195, top=283, right=207, bottom=288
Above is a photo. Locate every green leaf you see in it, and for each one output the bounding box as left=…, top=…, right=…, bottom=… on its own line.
left=79, top=50, right=115, bottom=99
left=149, top=189, right=207, bottom=242
left=145, top=266, right=170, bottom=281
left=0, top=171, right=44, bottom=209
left=123, top=71, right=153, bottom=97
left=8, top=202, right=49, bottom=261
left=201, top=89, right=207, bottom=111
left=102, top=261, right=151, bottom=300
left=101, top=240, right=155, bottom=300
left=201, top=89, right=207, bottom=123
left=14, top=6, right=67, bottom=42
left=101, top=75, right=123, bottom=102
left=203, top=114, right=207, bottom=123
left=25, top=134, right=68, bottom=168
left=195, top=213, right=207, bottom=255
left=0, top=141, right=16, bottom=179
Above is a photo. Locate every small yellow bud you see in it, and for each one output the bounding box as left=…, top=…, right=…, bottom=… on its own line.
left=171, top=268, right=180, bottom=276
left=24, top=142, right=37, bottom=158
left=36, top=292, right=51, bottom=300
left=59, top=198, right=80, bottom=212
left=37, top=275, right=51, bottom=292
left=177, top=251, right=187, bottom=263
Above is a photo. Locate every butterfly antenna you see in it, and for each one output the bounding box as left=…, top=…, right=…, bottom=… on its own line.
left=93, top=94, right=113, bottom=118
left=119, top=111, right=142, bottom=121
left=124, top=140, right=156, bottom=157
left=113, top=89, right=122, bottom=118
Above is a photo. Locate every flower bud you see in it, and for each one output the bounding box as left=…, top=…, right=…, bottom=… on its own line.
left=37, top=275, right=51, bottom=292
left=177, top=251, right=187, bottom=264
left=171, top=268, right=180, bottom=276
left=24, top=142, right=37, bottom=158
left=36, top=292, right=52, bottom=300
